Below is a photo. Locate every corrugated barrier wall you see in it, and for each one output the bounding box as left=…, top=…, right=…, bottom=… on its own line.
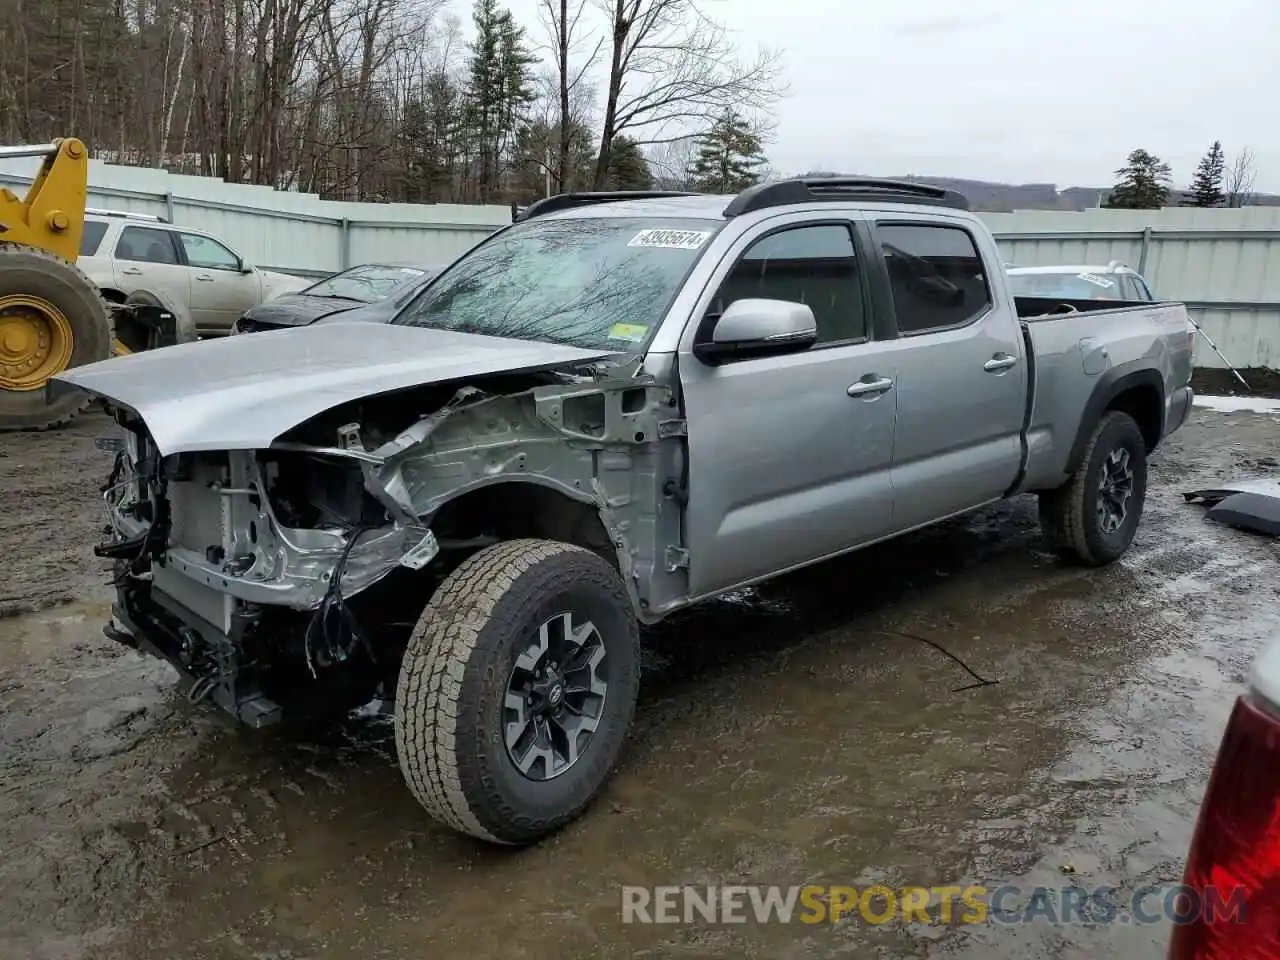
left=3, top=155, right=1277, bottom=369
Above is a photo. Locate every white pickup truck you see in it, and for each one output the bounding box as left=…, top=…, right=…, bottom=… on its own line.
left=76, top=210, right=309, bottom=346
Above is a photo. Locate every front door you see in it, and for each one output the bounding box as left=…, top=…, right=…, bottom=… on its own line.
left=869, top=220, right=1026, bottom=529
left=677, top=217, right=899, bottom=598
left=176, top=232, right=261, bottom=334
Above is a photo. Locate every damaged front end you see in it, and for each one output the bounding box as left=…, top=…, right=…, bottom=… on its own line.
left=95, top=363, right=686, bottom=728
left=98, top=419, right=435, bottom=726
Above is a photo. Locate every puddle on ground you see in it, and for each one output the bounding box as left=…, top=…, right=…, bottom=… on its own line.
left=1, top=412, right=1278, bottom=959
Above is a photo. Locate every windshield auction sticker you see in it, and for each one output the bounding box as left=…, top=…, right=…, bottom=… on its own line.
left=608, top=323, right=649, bottom=343
left=1076, top=273, right=1116, bottom=288
left=627, top=229, right=712, bottom=250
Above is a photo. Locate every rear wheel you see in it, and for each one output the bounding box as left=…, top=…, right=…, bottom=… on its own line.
left=0, top=244, right=111, bottom=431
left=394, top=539, right=640, bottom=845
left=1039, top=411, right=1148, bottom=566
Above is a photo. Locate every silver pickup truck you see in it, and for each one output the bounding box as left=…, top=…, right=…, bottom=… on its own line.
left=59, top=178, right=1195, bottom=846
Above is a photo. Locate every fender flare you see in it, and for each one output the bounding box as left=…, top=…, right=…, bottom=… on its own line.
left=1064, top=361, right=1165, bottom=476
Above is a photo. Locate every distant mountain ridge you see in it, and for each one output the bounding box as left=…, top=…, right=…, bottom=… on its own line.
left=792, top=172, right=1280, bottom=211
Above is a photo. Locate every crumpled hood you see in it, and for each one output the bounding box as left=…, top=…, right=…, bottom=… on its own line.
left=310, top=297, right=401, bottom=326
left=241, top=294, right=362, bottom=327
left=54, top=323, right=613, bottom=456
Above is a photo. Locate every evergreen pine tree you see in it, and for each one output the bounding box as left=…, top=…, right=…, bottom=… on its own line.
left=464, top=0, right=536, bottom=200
left=1188, top=141, right=1226, bottom=207
left=688, top=111, right=767, bottom=193
left=1103, top=149, right=1173, bottom=209
left=605, top=137, right=653, bottom=189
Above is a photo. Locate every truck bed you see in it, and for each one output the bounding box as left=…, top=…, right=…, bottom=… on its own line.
left=1014, top=295, right=1168, bottom=320
left=1015, top=297, right=1196, bottom=493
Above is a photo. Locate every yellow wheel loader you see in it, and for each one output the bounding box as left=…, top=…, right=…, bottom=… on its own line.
left=0, top=139, right=135, bottom=431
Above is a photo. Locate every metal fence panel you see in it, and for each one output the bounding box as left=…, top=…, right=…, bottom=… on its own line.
left=0, top=154, right=512, bottom=278
left=4, top=153, right=1280, bottom=369
left=981, top=207, right=1280, bottom=369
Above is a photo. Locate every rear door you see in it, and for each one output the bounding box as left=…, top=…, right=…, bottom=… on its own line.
left=677, top=213, right=900, bottom=597
left=112, top=225, right=190, bottom=309
left=74, top=219, right=115, bottom=288
left=868, top=218, right=1026, bottom=529
left=175, top=231, right=261, bottom=334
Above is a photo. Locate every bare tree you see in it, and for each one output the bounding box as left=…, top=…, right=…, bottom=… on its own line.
left=644, top=134, right=696, bottom=188
left=592, top=0, right=784, bottom=188
left=2, top=0, right=788, bottom=206
left=1225, top=146, right=1258, bottom=208
left=537, top=0, right=601, bottom=191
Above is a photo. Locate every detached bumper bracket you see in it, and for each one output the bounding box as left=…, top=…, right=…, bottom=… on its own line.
left=94, top=533, right=149, bottom=559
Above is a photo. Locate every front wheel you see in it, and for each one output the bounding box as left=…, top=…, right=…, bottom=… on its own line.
left=394, top=539, right=640, bottom=845
left=1038, top=410, right=1148, bottom=566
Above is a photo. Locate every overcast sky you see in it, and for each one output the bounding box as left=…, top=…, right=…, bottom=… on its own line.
left=495, top=0, right=1280, bottom=191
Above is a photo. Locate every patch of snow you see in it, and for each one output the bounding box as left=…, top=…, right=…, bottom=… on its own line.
left=1194, top=395, right=1280, bottom=413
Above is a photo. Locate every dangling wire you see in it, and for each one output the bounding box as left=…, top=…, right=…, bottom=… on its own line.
left=304, top=525, right=377, bottom=679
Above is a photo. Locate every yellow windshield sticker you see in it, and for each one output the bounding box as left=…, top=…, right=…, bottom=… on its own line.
left=608, top=323, right=649, bottom=343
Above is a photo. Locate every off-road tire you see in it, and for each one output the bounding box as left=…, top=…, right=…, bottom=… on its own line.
left=394, top=538, right=640, bottom=845
left=0, top=244, right=111, bottom=431
left=1038, top=411, right=1148, bottom=566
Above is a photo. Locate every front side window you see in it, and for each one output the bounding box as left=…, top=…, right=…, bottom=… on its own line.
left=115, top=226, right=178, bottom=265
left=878, top=223, right=992, bottom=334
left=394, top=217, right=720, bottom=350
left=179, top=233, right=240, bottom=271
left=705, top=223, right=867, bottom=344
left=80, top=220, right=108, bottom=257
left=305, top=264, right=427, bottom=303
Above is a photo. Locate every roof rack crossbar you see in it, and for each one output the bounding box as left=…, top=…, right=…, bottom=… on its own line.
left=515, top=190, right=703, bottom=221
left=723, top=177, right=970, bottom=216
left=86, top=206, right=168, bottom=223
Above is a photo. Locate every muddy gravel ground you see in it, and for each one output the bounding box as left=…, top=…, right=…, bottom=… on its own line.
left=1, top=405, right=1279, bottom=960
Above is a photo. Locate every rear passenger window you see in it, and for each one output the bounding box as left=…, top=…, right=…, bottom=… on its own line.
left=116, top=226, right=179, bottom=265
left=707, top=223, right=866, bottom=344
left=79, top=221, right=108, bottom=257
left=878, top=224, right=992, bottom=334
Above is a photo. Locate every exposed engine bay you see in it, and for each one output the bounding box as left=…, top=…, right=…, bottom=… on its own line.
left=95, top=363, right=688, bottom=727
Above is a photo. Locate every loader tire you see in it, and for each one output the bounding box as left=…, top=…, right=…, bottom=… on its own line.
left=0, top=244, right=111, bottom=431
left=394, top=539, right=640, bottom=845
left=1038, top=411, right=1148, bottom=567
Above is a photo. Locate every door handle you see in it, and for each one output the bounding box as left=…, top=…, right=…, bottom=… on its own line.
left=121, top=267, right=142, bottom=275
left=195, top=274, right=214, bottom=281
left=983, top=354, right=1018, bottom=372
left=847, top=377, right=894, bottom=398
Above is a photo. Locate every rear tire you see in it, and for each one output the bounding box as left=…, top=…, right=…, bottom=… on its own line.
left=0, top=244, right=111, bottom=431
left=1038, top=411, right=1148, bottom=566
left=116, top=290, right=163, bottom=353
left=394, top=539, right=640, bottom=845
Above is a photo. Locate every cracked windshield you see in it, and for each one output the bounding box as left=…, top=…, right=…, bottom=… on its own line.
left=392, top=217, right=721, bottom=349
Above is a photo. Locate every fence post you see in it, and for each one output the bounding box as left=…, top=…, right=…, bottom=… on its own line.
left=163, top=190, right=175, bottom=224
left=340, top=218, right=351, bottom=270
left=1138, top=225, right=1152, bottom=276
